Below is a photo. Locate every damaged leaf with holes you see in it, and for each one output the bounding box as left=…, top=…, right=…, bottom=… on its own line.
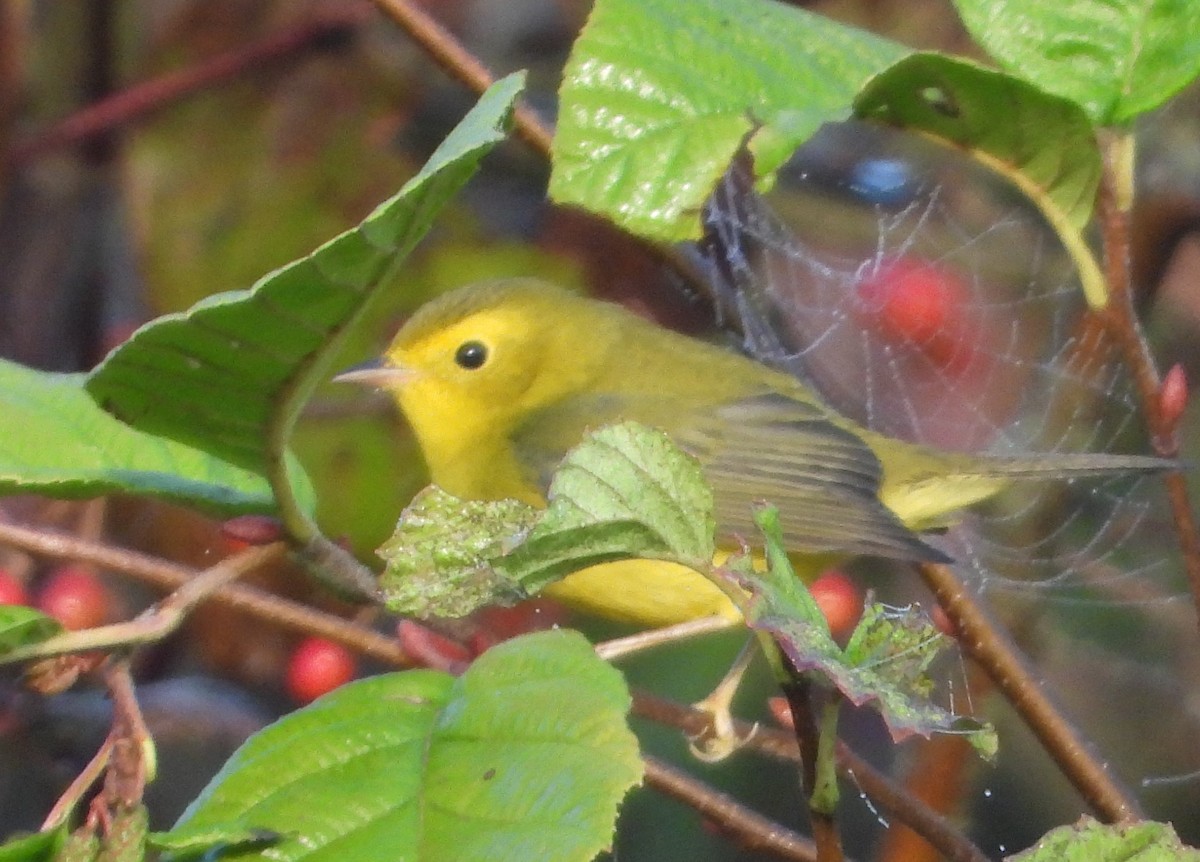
left=379, top=487, right=538, bottom=618
left=738, top=508, right=996, bottom=758
left=379, top=422, right=716, bottom=618
left=1006, top=816, right=1200, bottom=861
left=499, top=422, right=716, bottom=592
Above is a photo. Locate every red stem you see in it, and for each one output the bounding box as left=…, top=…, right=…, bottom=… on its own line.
left=1094, top=155, right=1200, bottom=629
left=6, top=8, right=372, bottom=166
left=366, top=0, right=553, bottom=158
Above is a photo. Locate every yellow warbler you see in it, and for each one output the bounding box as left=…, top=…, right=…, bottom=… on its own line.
left=339, top=279, right=1166, bottom=627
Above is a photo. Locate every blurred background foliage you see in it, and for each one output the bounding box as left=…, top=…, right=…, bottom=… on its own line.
left=2, top=1, right=1200, bottom=860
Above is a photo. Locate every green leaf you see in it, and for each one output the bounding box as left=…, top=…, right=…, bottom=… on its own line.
left=85, top=73, right=524, bottom=538
left=500, top=421, right=716, bottom=591
left=550, top=0, right=906, bottom=241
left=953, top=0, right=1200, bottom=124
left=52, top=829, right=96, bottom=862
left=0, top=360, right=311, bottom=517
left=0, top=606, right=63, bottom=655
left=95, top=805, right=147, bottom=862
left=379, top=422, right=716, bottom=618
left=150, top=824, right=278, bottom=857
left=1006, top=816, right=1200, bottom=861
left=737, top=508, right=996, bottom=757
left=165, top=630, right=642, bottom=862
left=856, top=55, right=1100, bottom=232
left=854, top=54, right=1107, bottom=308
left=379, top=487, right=538, bottom=618
left=0, top=827, right=63, bottom=862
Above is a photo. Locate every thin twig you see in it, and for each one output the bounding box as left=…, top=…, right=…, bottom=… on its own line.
left=366, top=0, right=552, bottom=157
left=594, top=615, right=736, bottom=660
left=41, top=736, right=113, bottom=831
left=631, top=691, right=991, bottom=862
left=643, top=755, right=820, bottom=862
left=919, top=562, right=1142, bottom=823
left=0, top=520, right=407, bottom=666
left=101, top=659, right=151, bottom=807
left=1, top=543, right=284, bottom=664
left=1094, top=133, right=1200, bottom=627
left=6, top=8, right=372, bottom=166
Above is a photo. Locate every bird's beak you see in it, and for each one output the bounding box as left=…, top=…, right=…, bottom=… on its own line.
left=332, top=358, right=414, bottom=388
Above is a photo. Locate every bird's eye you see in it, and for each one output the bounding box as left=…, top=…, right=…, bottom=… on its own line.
left=454, top=340, right=489, bottom=370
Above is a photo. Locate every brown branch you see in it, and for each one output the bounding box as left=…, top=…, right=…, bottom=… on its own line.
left=1094, top=137, right=1200, bottom=628
left=365, top=0, right=552, bottom=157
left=873, top=737, right=978, bottom=862
left=101, top=659, right=150, bottom=808
left=919, top=562, right=1142, bottom=823
left=644, top=755, right=820, bottom=862
left=0, top=520, right=407, bottom=666
left=632, top=691, right=991, bottom=862
left=6, top=8, right=372, bottom=167
left=781, top=678, right=843, bottom=862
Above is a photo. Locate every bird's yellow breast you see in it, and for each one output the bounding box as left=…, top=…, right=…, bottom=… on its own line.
left=544, top=559, right=741, bottom=626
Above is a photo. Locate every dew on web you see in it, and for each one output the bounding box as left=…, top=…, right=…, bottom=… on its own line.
left=944, top=647, right=976, bottom=717
left=1143, top=768, right=1200, bottom=788
left=845, top=768, right=891, bottom=829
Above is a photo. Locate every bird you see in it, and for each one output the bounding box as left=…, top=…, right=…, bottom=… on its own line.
left=337, top=278, right=1169, bottom=629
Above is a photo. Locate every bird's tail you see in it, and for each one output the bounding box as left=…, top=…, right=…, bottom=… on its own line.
left=882, top=447, right=1175, bottom=533
left=946, top=450, right=1175, bottom=480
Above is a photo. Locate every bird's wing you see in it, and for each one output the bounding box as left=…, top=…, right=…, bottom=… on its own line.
left=676, top=393, right=948, bottom=562
left=511, top=392, right=647, bottom=491
left=513, top=391, right=948, bottom=563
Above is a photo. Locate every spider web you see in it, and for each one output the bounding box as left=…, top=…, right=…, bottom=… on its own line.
left=689, top=120, right=1200, bottom=812
left=692, top=121, right=1184, bottom=613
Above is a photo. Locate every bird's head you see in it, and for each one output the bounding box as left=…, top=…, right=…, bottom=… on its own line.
left=336, top=279, right=610, bottom=442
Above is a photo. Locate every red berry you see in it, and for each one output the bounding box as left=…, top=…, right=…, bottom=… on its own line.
left=285, top=637, right=358, bottom=703
left=37, top=567, right=110, bottom=630
left=0, top=569, right=30, bottom=606
left=930, top=604, right=957, bottom=638
left=767, top=696, right=795, bottom=730
left=474, top=599, right=569, bottom=643
left=809, top=570, right=862, bottom=639
left=857, top=256, right=971, bottom=368
left=1160, top=363, right=1188, bottom=432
